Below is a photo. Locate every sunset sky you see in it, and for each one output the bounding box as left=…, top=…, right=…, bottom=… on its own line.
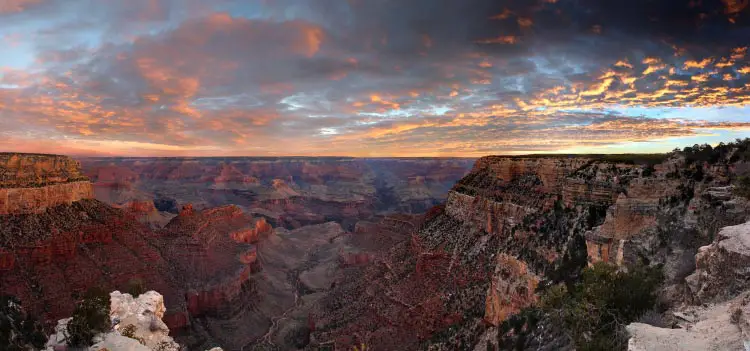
left=0, top=0, right=749, bottom=157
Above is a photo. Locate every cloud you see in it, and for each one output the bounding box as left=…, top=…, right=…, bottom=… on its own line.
left=0, top=0, right=44, bottom=14
left=0, top=0, right=748, bottom=156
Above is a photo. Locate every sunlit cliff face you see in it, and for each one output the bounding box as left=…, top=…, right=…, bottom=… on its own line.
left=0, top=0, right=749, bottom=156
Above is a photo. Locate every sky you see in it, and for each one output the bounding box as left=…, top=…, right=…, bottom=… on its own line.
left=0, top=0, right=749, bottom=157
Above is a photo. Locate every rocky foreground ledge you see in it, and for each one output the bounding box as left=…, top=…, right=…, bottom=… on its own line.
left=627, top=221, right=750, bottom=350
left=46, top=290, right=223, bottom=351
left=0, top=153, right=93, bottom=215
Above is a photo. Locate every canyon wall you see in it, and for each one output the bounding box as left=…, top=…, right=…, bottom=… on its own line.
left=79, top=157, right=475, bottom=230
left=0, top=153, right=93, bottom=215
left=0, top=153, right=88, bottom=187
left=0, top=153, right=285, bottom=350
left=4, top=149, right=750, bottom=350
left=308, top=149, right=750, bottom=350
left=0, top=181, right=94, bottom=215
left=470, top=156, right=592, bottom=192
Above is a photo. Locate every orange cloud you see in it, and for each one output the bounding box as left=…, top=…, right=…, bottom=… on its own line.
left=490, top=9, right=513, bottom=20
left=475, top=36, right=518, bottom=44
left=351, top=94, right=401, bottom=111
left=518, top=17, right=533, bottom=28
left=0, top=0, right=42, bottom=13
left=299, top=25, right=324, bottom=57
left=684, top=58, right=713, bottom=69
left=580, top=78, right=614, bottom=96
left=731, top=47, right=747, bottom=60
left=722, top=0, right=749, bottom=20
left=615, top=60, right=633, bottom=68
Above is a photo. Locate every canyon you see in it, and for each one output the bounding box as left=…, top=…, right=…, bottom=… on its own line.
left=2, top=141, right=750, bottom=350
left=0, top=154, right=474, bottom=350
left=79, top=157, right=475, bottom=230
left=279, top=147, right=750, bottom=350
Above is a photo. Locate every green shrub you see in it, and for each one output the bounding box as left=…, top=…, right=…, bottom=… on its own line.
left=67, top=287, right=111, bottom=347
left=126, top=278, right=147, bottom=297
left=0, top=295, right=47, bottom=350
left=540, top=263, right=663, bottom=351
left=641, top=164, right=655, bottom=177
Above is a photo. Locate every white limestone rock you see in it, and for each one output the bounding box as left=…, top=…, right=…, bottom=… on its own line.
left=686, top=220, right=750, bottom=302
left=91, top=332, right=151, bottom=351
left=628, top=282, right=750, bottom=350
left=45, top=318, right=73, bottom=350
left=45, top=291, right=181, bottom=351
left=109, top=291, right=180, bottom=351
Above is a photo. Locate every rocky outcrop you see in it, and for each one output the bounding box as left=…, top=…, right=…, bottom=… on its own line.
left=484, top=254, right=539, bottom=326
left=116, top=200, right=176, bottom=228
left=686, top=221, right=750, bottom=303
left=0, top=153, right=88, bottom=188
left=0, top=196, right=272, bottom=349
left=626, top=291, right=750, bottom=351
left=109, top=291, right=181, bottom=350
left=45, top=291, right=181, bottom=351
left=586, top=178, right=683, bottom=265
left=230, top=217, right=273, bottom=244
left=470, top=157, right=591, bottom=192
left=0, top=153, right=93, bottom=215
left=307, top=146, right=749, bottom=350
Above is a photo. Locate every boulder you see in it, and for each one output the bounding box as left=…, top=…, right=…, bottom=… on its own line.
left=627, top=291, right=750, bottom=351
left=45, top=291, right=181, bottom=351
left=686, top=221, right=750, bottom=302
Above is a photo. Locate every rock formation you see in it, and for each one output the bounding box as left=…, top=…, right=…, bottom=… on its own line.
left=627, top=221, right=750, bottom=351
left=484, top=254, right=540, bottom=326
left=686, top=220, right=750, bottom=303
left=626, top=290, right=750, bottom=351
left=1, top=153, right=304, bottom=350
left=115, top=200, right=176, bottom=228
left=4, top=143, right=750, bottom=350
left=46, top=291, right=180, bottom=351
left=0, top=153, right=93, bottom=215
left=0, top=153, right=89, bottom=187
left=80, top=157, right=475, bottom=230
left=294, top=146, right=750, bottom=350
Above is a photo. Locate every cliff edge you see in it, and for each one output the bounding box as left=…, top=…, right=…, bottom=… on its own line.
left=0, top=153, right=93, bottom=215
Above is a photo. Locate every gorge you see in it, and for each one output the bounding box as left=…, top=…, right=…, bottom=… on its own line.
left=1, top=140, right=750, bottom=350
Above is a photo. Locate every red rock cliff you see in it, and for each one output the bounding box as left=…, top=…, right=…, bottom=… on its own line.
left=0, top=153, right=93, bottom=215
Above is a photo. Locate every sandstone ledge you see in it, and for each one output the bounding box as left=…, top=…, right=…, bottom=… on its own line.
left=0, top=181, right=94, bottom=215
left=627, top=291, right=750, bottom=351
left=1, top=153, right=89, bottom=188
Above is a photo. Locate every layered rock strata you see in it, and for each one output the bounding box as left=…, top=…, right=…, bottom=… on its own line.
left=79, top=157, right=475, bottom=230
left=306, top=150, right=750, bottom=350
left=686, top=220, right=750, bottom=303
left=0, top=153, right=93, bottom=215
